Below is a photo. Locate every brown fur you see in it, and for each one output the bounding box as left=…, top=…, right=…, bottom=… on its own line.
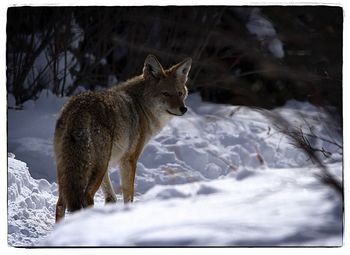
left=54, top=55, right=192, bottom=222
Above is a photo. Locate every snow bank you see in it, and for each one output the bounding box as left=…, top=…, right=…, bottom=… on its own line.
left=8, top=92, right=342, bottom=246
left=7, top=154, right=57, bottom=246
left=123, top=94, right=341, bottom=196
left=42, top=163, right=342, bottom=246
left=7, top=153, right=109, bottom=246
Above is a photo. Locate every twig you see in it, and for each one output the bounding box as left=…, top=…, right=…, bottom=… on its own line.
left=255, top=108, right=342, bottom=196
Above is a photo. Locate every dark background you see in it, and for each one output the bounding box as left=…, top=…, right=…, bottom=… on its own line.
left=7, top=6, right=342, bottom=116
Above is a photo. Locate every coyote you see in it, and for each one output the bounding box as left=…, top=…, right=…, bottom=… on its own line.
left=54, top=55, right=192, bottom=222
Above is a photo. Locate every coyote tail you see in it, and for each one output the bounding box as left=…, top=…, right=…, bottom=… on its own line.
left=60, top=116, right=91, bottom=212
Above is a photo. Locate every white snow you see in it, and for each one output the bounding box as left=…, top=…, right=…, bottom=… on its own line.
left=7, top=92, right=342, bottom=246
left=7, top=154, right=57, bottom=246
left=43, top=165, right=342, bottom=246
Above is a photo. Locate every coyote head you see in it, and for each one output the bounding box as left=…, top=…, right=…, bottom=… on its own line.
left=143, top=55, right=192, bottom=116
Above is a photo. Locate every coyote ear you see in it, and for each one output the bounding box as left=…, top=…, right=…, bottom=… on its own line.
left=143, top=55, right=163, bottom=79
left=175, top=58, right=192, bottom=83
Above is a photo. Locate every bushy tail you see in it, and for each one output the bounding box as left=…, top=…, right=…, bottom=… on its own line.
left=57, top=117, right=91, bottom=212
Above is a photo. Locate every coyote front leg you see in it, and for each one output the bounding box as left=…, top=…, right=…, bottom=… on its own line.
left=119, top=156, right=137, bottom=203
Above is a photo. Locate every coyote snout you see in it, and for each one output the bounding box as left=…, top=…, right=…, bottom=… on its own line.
left=165, top=98, right=188, bottom=116
left=167, top=106, right=187, bottom=116
left=54, top=54, right=192, bottom=222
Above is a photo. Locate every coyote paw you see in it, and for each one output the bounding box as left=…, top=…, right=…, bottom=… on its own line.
left=105, top=196, right=117, bottom=204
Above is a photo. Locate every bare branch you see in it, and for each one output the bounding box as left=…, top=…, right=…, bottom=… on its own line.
left=256, top=108, right=342, bottom=196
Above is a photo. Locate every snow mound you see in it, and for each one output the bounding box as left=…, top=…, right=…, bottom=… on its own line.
left=132, top=93, right=341, bottom=197
left=7, top=154, right=57, bottom=246
left=42, top=164, right=342, bottom=246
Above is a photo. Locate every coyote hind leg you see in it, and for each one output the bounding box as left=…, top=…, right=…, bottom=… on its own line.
left=55, top=194, right=66, bottom=223
left=101, top=171, right=117, bottom=204
left=83, top=161, right=110, bottom=208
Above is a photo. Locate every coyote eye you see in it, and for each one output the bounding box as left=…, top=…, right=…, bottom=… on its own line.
left=162, top=91, right=171, bottom=97
left=178, top=91, right=183, bottom=96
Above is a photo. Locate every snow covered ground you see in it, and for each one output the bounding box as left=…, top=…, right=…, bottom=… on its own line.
left=7, top=92, right=342, bottom=246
